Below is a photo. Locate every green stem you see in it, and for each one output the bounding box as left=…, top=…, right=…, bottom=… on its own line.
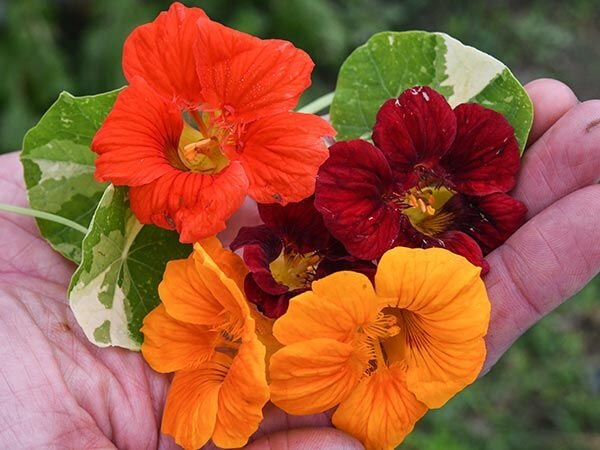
left=297, top=92, right=335, bottom=114
left=0, top=203, right=88, bottom=234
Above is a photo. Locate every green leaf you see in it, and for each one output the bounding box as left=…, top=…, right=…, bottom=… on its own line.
left=68, top=185, right=191, bottom=350
left=331, top=31, right=533, bottom=152
left=20, top=89, right=121, bottom=263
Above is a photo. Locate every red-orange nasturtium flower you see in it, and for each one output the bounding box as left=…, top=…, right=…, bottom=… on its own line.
left=269, top=247, right=490, bottom=450
left=92, top=2, right=334, bottom=242
left=141, top=238, right=274, bottom=449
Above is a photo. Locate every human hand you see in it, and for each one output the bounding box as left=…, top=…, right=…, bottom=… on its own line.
left=0, top=78, right=597, bottom=449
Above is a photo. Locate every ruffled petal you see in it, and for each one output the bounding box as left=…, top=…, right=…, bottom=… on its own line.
left=237, top=112, right=333, bottom=204
left=372, top=86, right=457, bottom=178
left=122, top=2, right=207, bottom=107
left=315, top=140, right=400, bottom=260
left=440, top=103, right=520, bottom=195
left=269, top=338, right=364, bottom=415
left=243, top=274, right=293, bottom=319
left=258, top=196, right=330, bottom=254
left=442, top=193, right=527, bottom=254
left=129, top=161, right=249, bottom=242
left=332, top=365, right=427, bottom=450
left=141, top=304, right=216, bottom=373
left=198, top=236, right=248, bottom=292
left=195, top=19, right=314, bottom=122
left=212, top=335, right=270, bottom=448
left=375, top=247, right=490, bottom=408
left=92, top=77, right=181, bottom=186
left=161, top=369, right=220, bottom=450
left=273, top=271, right=386, bottom=345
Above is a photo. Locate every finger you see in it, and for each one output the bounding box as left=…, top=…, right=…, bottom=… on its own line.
left=525, top=78, right=578, bottom=144
left=244, top=427, right=363, bottom=450
left=483, top=184, right=600, bottom=372
left=512, top=99, right=600, bottom=218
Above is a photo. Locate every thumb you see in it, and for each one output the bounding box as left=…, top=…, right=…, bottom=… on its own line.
left=244, top=427, right=363, bottom=450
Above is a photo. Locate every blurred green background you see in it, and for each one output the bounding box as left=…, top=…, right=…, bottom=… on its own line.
left=0, top=0, right=598, bottom=448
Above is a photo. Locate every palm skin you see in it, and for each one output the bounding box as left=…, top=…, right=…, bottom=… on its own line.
left=0, top=79, right=598, bottom=450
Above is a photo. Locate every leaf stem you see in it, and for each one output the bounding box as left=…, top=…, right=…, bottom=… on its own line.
left=0, top=203, right=89, bottom=234
left=297, top=92, right=335, bottom=114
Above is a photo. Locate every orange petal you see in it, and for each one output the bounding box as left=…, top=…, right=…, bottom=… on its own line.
left=237, top=112, right=334, bottom=204
left=162, top=369, right=220, bottom=450
left=269, top=338, right=364, bottom=415
left=123, top=2, right=207, bottom=107
left=249, top=305, right=282, bottom=363
left=273, top=271, right=387, bottom=346
left=197, top=236, right=247, bottom=292
left=92, top=78, right=181, bottom=186
left=195, top=19, right=314, bottom=123
left=141, top=304, right=216, bottom=373
left=212, top=334, right=270, bottom=448
left=332, top=365, right=427, bottom=450
left=375, top=247, right=490, bottom=408
left=129, top=161, right=249, bottom=242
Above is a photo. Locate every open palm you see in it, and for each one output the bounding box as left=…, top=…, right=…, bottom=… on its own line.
left=0, top=79, right=598, bottom=449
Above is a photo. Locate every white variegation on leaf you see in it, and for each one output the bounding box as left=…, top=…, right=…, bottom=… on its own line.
left=331, top=31, right=533, bottom=152
left=69, top=185, right=191, bottom=350
left=21, top=90, right=120, bottom=263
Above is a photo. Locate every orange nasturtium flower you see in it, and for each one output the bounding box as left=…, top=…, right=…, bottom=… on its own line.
left=141, top=238, right=271, bottom=449
left=92, top=2, right=334, bottom=242
left=269, top=247, right=490, bottom=450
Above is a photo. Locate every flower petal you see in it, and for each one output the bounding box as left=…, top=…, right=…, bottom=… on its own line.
left=162, top=369, right=220, bottom=450
left=440, top=103, right=521, bottom=195
left=443, top=193, right=527, bottom=254
left=122, top=2, right=207, bottom=107
left=141, top=304, right=216, bottom=373
left=315, top=140, right=400, bottom=260
left=129, top=161, right=249, bottom=242
left=198, top=236, right=248, bottom=292
left=372, top=86, right=457, bottom=178
left=92, top=78, right=181, bottom=186
left=195, top=19, right=314, bottom=122
left=273, top=271, right=385, bottom=345
left=332, top=365, right=427, bottom=450
left=237, top=112, right=333, bottom=204
left=258, top=196, right=330, bottom=254
left=269, top=338, right=364, bottom=415
left=244, top=273, right=292, bottom=319
left=375, top=247, right=490, bottom=408
left=212, top=335, right=270, bottom=448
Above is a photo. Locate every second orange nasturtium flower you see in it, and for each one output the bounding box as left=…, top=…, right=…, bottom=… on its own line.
left=92, top=3, right=334, bottom=242
left=141, top=238, right=272, bottom=450
left=269, top=247, right=491, bottom=450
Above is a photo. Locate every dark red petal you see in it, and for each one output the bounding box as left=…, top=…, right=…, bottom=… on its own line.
left=92, top=77, right=182, bottom=186
left=258, top=196, right=330, bottom=254
left=445, top=193, right=527, bottom=254
left=372, top=86, right=457, bottom=177
left=230, top=225, right=287, bottom=295
left=122, top=2, right=208, bottom=108
left=315, top=140, right=401, bottom=260
left=441, top=103, right=521, bottom=196
left=244, top=274, right=294, bottom=319
left=394, top=216, right=489, bottom=274
left=316, top=256, right=377, bottom=282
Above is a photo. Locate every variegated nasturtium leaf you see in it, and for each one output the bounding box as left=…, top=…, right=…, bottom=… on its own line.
left=20, top=89, right=121, bottom=263
left=69, top=185, right=191, bottom=350
left=331, top=31, right=533, bottom=152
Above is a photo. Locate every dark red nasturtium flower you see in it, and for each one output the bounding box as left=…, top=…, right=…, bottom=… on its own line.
left=230, top=197, right=375, bottom=318
left=315, top=86, right=527, bottom=274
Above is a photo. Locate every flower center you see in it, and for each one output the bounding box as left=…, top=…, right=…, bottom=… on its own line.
left=176, top=110, right=230, bottom=174
left=354, top=312, right=401, bottom=376
left=269, top=248, right=321, bottom=291
left=402, top=186, right=455, bottom=236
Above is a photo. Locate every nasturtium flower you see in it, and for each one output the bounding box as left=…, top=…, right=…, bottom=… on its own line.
left=315, top=86, right=527, bottom=273
left=230, top=196, right=375, bottom=318
left=93, top=2, right=334, bottom=242
left=141, top=238, right=270, bottom=450
left=269, top=247, right=490, bottom=450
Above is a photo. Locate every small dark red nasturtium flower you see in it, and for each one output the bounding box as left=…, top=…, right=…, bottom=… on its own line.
left=230, top=197, right=375, bottom=318
left=315, top=86, right=527, bottom=274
